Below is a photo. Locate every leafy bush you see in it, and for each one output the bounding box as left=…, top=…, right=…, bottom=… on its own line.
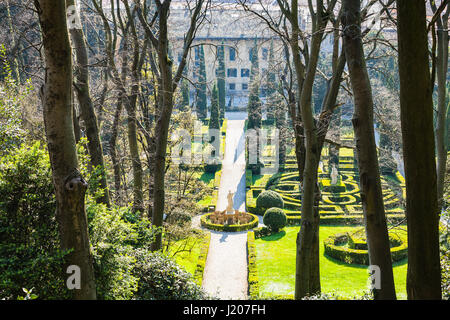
left=263, top=207, right=287, bottom=232
left=256, top=190, right=284, bottom=215
left=253, top=226, right=273, bottom=239
left=86, top=198, right=140, bottom=300
left=166, top=208, right=192, bottom=226
left=323, top=231, right=408, bottom=265
left=0, top=142, right=69, bottom=300
left=132, top=249, right=209, bottom=300
left=0, top=44, right=31, bottom=155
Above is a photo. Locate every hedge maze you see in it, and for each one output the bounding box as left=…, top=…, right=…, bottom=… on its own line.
left=246, top=135, right=406, bottom=226
left=323, top=228, right=408, bottom=265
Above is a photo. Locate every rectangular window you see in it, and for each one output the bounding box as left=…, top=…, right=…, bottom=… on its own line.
left=242, top=83, right=248, bottom=90
left=229, top=83, right=236, bottom=90
left=262, top=48, right=268, bottom=60
left=241, top=68, right=250, bottom=77
left=229, top=47, right=236, bottom=61
left=227, top=68, right=237, bottom=77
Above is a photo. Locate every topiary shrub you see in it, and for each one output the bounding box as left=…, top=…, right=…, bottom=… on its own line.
left=263, top=207, right=287, bottom=232
left=0, top=142, right=70, bottom=300
left=256, top=190, right=284, bottom=215
left=132, top=249, right=209, bottom=300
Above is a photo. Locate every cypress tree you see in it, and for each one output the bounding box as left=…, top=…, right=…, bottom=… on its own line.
left=266, top=40, right=277, bottom=122
left=247, top=40, right=261, bottom=130
left=217, top=41, right=226, bottom=120
left=180, top=78, right=190, bottom=111
left=247, top=40, right=262, bottom=174
left=196, top=45, right=207, bottom=119
left=209, top=83, right=220, bottom=130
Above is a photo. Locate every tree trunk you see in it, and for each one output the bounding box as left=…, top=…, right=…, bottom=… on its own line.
left=34, top=0, right=96, bottom=300
left=151, top=2, right=173, bottom=251
left=109, top=99, right=123, bottom=204
left=396, top=0, right=442, bottom=300
left=432, top=4, right=449, bottom=214
left=342, top=0, right=396, bottom=300
left=291, top=2, right=324, bottom=299
left=126, top=95, right=144, bottom=214
left=67, top=0, right=110, bottom=207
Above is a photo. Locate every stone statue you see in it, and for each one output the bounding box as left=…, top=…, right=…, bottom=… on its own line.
left=331, top=164, right=338, bottom=185
left=226, top=190, right=235, bottom=214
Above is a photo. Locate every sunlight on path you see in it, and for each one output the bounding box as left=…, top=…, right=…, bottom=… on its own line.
left=201, top=118, right=249, bottom=299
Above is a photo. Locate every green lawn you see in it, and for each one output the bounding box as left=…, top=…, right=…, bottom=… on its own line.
left=164, top=234, right=204, bottom=275
left=255, top=225, right=408, bottom=299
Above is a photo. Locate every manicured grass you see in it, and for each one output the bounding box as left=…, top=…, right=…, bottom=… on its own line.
left=164, top=233, right=205, bottom=275
left=255, top=225, right=408, bottom=299
left=198, top=171, right=215, bottom=187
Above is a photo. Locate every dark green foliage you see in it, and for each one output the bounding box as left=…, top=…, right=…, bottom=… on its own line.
left=323, top=231, right=408, bottom=265
left=209, top=83, right=220, bottom=130
left=247, top=41, right=262, bottom=174
left=265, top=40, right=277, bottom=122
left=180, top=78, right=190, bottom=111
left=217, top=42, right=226, bottom=119
left=0, top=45, right=30, bottom=155
left=200, top=213, right=259, bottom=232
left=166, top=208, right=192, bottom=226
left=253, top=226, right=276, bottom=239
left=263, top=207, right=287, bottom=232
left=86, top=200, right=140, bottom=300
left=256, top=190, right=284, bottom=215
left=0, top=142, right=204, bottom=300
left=132, top=249, right=208, bottom=300
left=196, top=45, right=207, bottom=119
left=247, top=40, right=261, bottom=130
left=0, top=142, right=69, bottom=300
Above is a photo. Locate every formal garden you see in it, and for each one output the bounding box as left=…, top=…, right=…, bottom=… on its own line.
left=1, top=0, right=449, bottom=303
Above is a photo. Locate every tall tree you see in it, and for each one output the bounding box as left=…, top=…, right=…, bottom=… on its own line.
left=217, top=41, right=226, bottom=120
left=342, top=0, right=396, bottom=299
left=34, top=0, right=96, bottom=299
left=196, top=45, right=208, bottom=119
left=396, top=0, right=442, bottom=299
left=247, top=40, right=262, bottom=130
left=247, top=40, right=262, bottom=173
left=209, top=83, right=220, bottom=130
left=265, top=40, right=277, bottom=122
left=430, top=1, right=449, bottom=213
left=66, top=0, right=111, bottom=207
left=136, top=0, right=208, bottom=251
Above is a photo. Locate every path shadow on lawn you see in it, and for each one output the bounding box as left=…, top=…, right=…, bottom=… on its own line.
left=260, top=230, right=286, bottom=241
left=233, top=173, right=246, bottom=210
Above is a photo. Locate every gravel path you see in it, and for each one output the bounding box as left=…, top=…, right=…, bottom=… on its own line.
left=201, top=119, right=249, bottom=300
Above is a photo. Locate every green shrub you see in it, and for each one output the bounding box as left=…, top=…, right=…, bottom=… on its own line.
left=323, top=231, right=408, bottom=265
left=166, top=208, right=192, bottom=226
left=265, top=173, right=282, bottom=189
left=253, top=226, right=273, bottom=239
left=132, top=249, right=208, bottom=300
left=86, top=199, right=140, bottom=300
left=263, top=207, right=287, bottom=232
left=247, top=231, right=259, bottom=299
left=256, top=190, right=284, bottom=215
left=0, top=142, right=69, bottom=300
left=200, top=213, right=259, bottom=232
